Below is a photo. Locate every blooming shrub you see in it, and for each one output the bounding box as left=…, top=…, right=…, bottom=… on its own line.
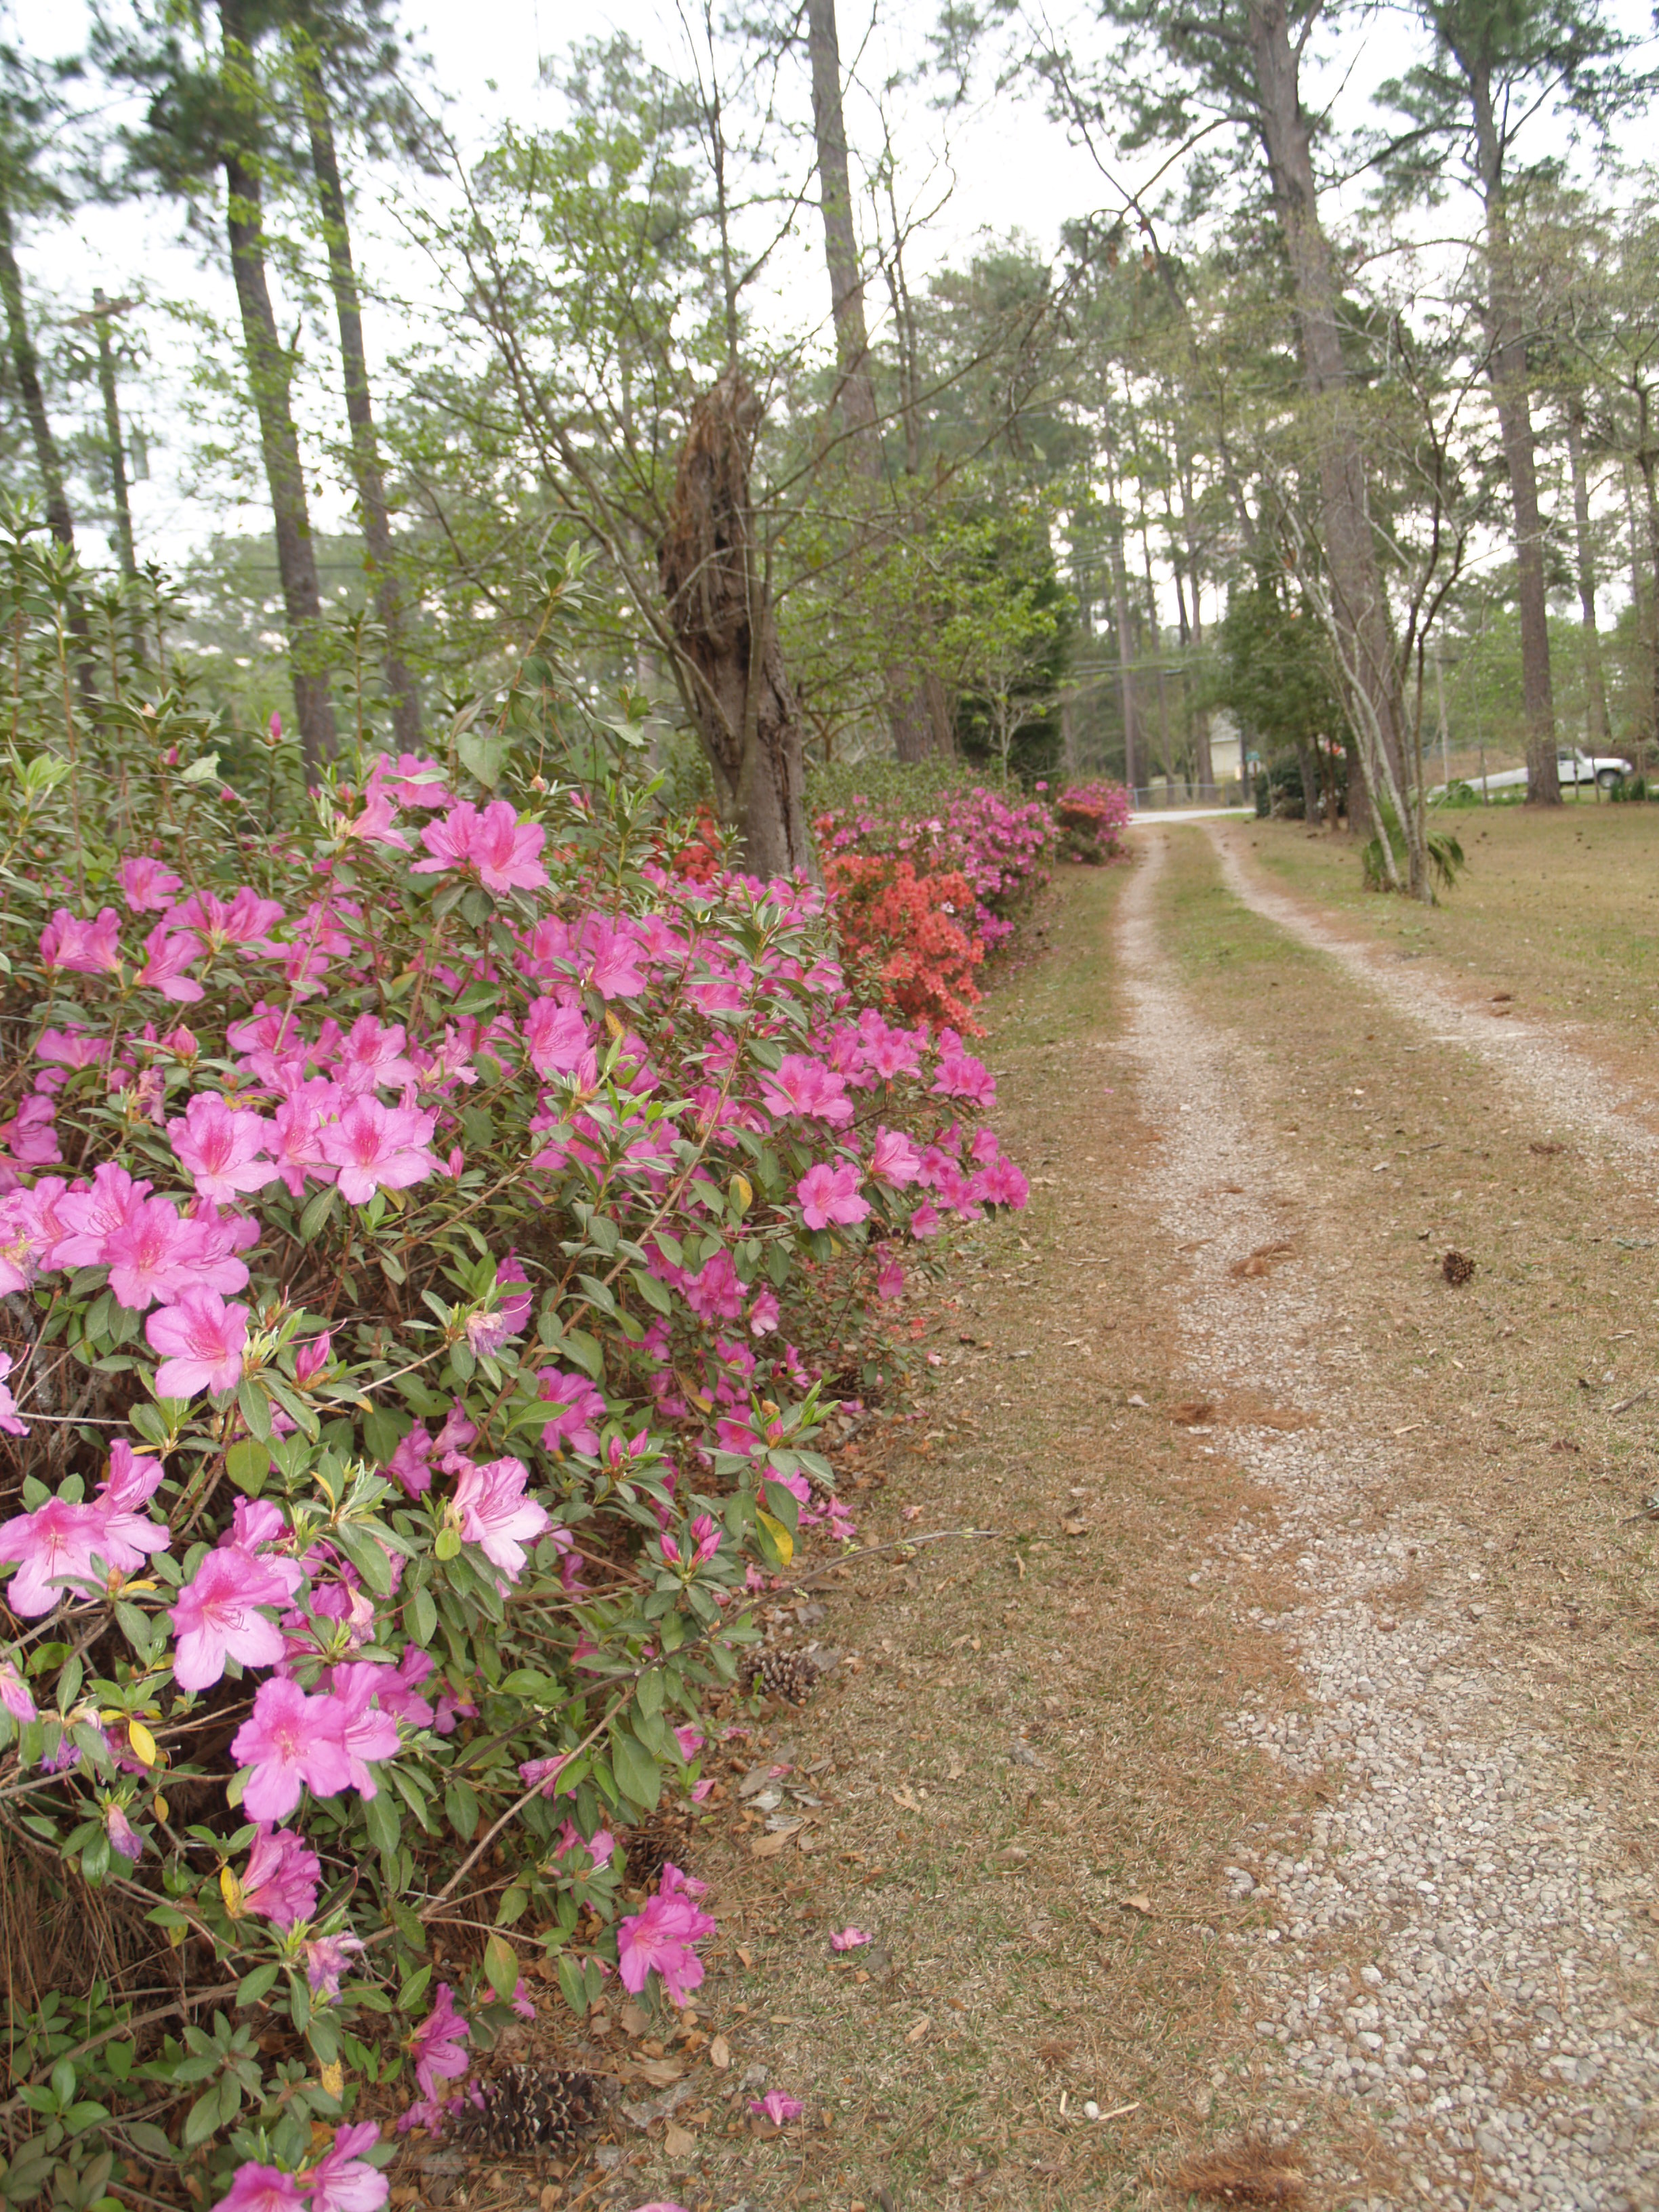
left=811, top=768, right=1054, bottom=1031
left=1053, top=778, right=1132, bottom=864
left=0, top=565, right=1027, bottom=2208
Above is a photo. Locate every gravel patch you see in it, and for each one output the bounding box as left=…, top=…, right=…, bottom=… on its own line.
left=1210, top=825, right=1659, bottom=1185
left=1117, top=836, right=1659, bottom=2212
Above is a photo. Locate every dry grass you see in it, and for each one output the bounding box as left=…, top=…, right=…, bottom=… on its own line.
left=1231, top=804, right=1659, bottom=1057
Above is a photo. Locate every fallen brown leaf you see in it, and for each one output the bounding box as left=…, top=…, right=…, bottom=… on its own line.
left=708, top=2034, right=730, bottom=2071
left=905, top=2015, right=932, bottom=2043
left=663, top=2122, right=695, bottom=2158
left=1171, top=1398, right=1215, bottom=1425
left=1172, top=2139, right=1305, bottom=2207
left=1229, top=1240, right=1295, bottom=1280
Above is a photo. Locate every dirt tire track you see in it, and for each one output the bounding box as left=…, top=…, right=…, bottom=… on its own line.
left=1119, top=832, right=1658, bottom=2212
left=1208, top=823, right=1659, bottom=1187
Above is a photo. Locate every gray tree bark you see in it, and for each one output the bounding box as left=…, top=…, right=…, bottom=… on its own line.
left=220, top=0, right=337, bottom=779
left=297, top=44, right=422, bottom=750
left=0, top=181, right=73, bottom=550
left=660, top=370, right=816, bottom=879
left=1465, top=56, right=1559, bottom=803
left=1565, top=398, right=1609, bottom=748
left=806, top=0, right=937, bottom=760
left=1245, top=0, right=1422, bottom=887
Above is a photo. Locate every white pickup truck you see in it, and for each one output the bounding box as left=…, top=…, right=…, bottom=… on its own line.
left=1435, top=748, right=1633, bottom=798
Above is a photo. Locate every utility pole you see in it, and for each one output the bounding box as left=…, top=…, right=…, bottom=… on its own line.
left=72, top=291, right=139, bottom=578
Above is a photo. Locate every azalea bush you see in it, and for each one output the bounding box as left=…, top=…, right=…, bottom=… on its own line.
left=1052, top=779, right=1132, bottom=864
left=0, top=540, right=1025, bottom=2210
left=811, top=766, right=1054, bottom=1031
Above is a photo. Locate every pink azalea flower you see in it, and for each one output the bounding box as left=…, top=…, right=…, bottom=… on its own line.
left=554, top=1817, right=614, bottom=1866
left=518, top=1753, right=571, bottom=1797
left=105, top=1801, right=143, bottom=1861
left=269, top=1099, right=331, bottom=1196
left=213, top=2162, right=306, bottom=2212
left=337, top=785, right=410, bottom=851
left=674, top=1723, right=705, bottom=1761
left=331, top=1015, right=417, bottom=1096
left=616, top=1880, right=716, bottom=2007
left=408, top=1984, right=470, bottom=2100
left=53, top=1161, right=153, bottom=1267
left=451, top=1457, right=550, bottom=1582
left=146, top=1287, right=249, bottom=1397
left=829, top=1927, right=871, bottom=1950
left=0, top=1497, right=108, bottom=1615
left=304, top=1930, right=366, bottom=2001
left=169, top=1546, right=296, bottom=1690
left=510, top=1976, right=537, bottom=2021
left=370, top=752, right=453, bottom=808
left=293, top=1331, right=332, bottom=1386
left=241, top=1825, right=321, bottom=1929
left=168, top=1094, right=277, bottom=1202
left=750, top=2091, right=804, bottom=2125
left=35, top=1026, right=104, bottom=1067
left=796, top=1162, right=869, bottom=1230
left=0, top=1353, right=26, bottom=1437
left=413, top=801, right=546, bottom=894
left=876, top=1261, right=905, bottom=1300
left=319, top=1096, right=436, bottom=1204
left=133, top=922, right=205, bottom=1002
left=577, top=918, right=647, bottom=998
left=909, top=1200, right=941, bottom=1240
left=747, top=1288, right=779, bottom=1336
left=523, top=992, right=592, bottom=1076
left=39, top=907, right=122, bottom=975
left=327, top=1667, right=402, bottom=1795
left=100, top=1195, right=209, bottom=1311
left=305, top=2122, right=388, bottom=2212
left=869, top=1125, right=922, bottom=1187
left=0, top=1658, right=36, bottom=1723
left=387, top=1424, right=435, bottom=1498
left=117, top=856, right=183, bottom=912
left=230, top=1677, right=353, bottom=1822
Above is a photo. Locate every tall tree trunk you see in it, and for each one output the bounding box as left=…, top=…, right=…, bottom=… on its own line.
left=296, top=44, right=421, bottom=750
left=0, top=182, right=73, bottom=549
left=1245, top=0, right=1421, bottom=889
left=91, top=292, right=138, bottom=579
left=220, top=2, right=337, bottom=779
left=1565, top=398, right=1609, bottom=749
left=805, top=0, right=935, bottom=761
left=1467, top=62, right=1557, bottom=804
left=660, top=370, right=815, bottom=878
left=1636, top=396, right=1659, bottom=783
left=1109, top=520, right=1139, bottom=792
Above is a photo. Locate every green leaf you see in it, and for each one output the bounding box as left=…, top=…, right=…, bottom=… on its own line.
left=630, top=1267, right=672, bottom=1315
left=457, top=724, right=511, bottom=787
left=235, top=1378, right=274, bottom=1443
left=406, top=1586, right=438, bottom=1647
left=443, top=1780, right=479, bottom=1841
left=362, top=1789, right=401, bottom=1861
left=182, top=2084, right=224, bottom=2146
left=634, top=1668, right=663, bottom=1719
left=298, top=1185, right=338, bottom=1242
left=363, top=1406, right=407, bottom=1465
left=556, top=1953, right=588, bottom=2018
left=238, top=1963, right=280, bottom=2008
left=494, top=1885, right=529, bottom=1927
left=226, top=1439, right=270, bottom=1495
left=483, top=1932, right=519, bottom=2004
left=610, top=1729, right=661, bottom=1812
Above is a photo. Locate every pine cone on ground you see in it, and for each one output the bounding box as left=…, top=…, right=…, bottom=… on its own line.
left=740, top=1647, right=823, bottom=1706
left=456, top=2064, right=604, bottom=2158
left=1442, top=1249, right=1475, bottom=1286
left=621, top=1803, right=695, bottom=1890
